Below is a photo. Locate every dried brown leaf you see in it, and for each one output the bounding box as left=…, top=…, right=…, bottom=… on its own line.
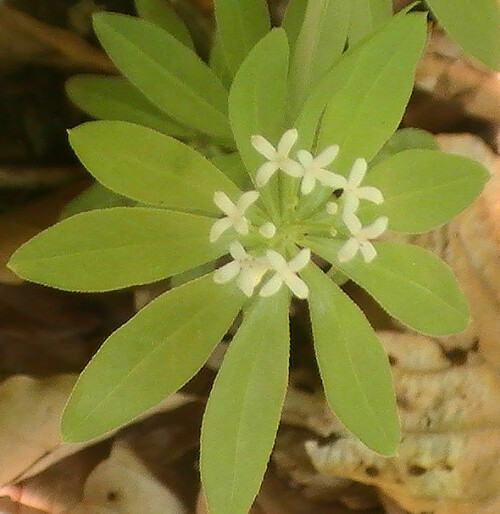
left=67, top=443, right=187, bottom=514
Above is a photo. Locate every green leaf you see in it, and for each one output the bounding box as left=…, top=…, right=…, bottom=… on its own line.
left=295, top=12, right=427, bottom=154
left=201, top=290, right=290, bottom=514
left=60, top=182, right=134, bottom=219
left=348, top=0, right=392, bottom=46
left=296, top=12, right=427, bottom=218
left=317, top=13, right=427, bottom=172
left=211, top=152, right=251, bottom=190
left=281, top=0, right=307, bottom=53
left=135, top=0, right=194, bottom=49
left=371, top=128, right=438, bottom=166
left=66, top=76, right=190, bottom=138
left=92, top=13, right=231, bottom=140
left=288, top=0, right=350, bottom=116
left=209, top=34, right=232, bottom=89
left=68, top=121, right=241, bottom=215
left=306, top=239, right=470, bottom=336
left=62, top=274, right=245, bottom=441
left=426, top=0, right=500, bottom=70
left=361, top=149, right=490, bottom=233
left=8, top=207, right=227, bottom=292
left=214, top=0, right=270, bottom=77
left=302, top=264, right=399, bottom=455
left=229, top=29, right=289, bottom=222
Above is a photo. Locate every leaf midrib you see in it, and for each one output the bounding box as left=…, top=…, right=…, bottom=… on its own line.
left=68, top=288, right=238, bottom=434
left=307, top=239, right=465, bottom=320
left=102, top=19, right=229, bottom=128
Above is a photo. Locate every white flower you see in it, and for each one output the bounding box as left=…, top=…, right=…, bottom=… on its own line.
left=251, top=129, right=303, bottom=187
left=338, top=214, right=388, bottom=263
left=338, top=158, right=384, bottom=216
left=214, top=242, right=268, bottom=297
left=210, top=191, right=259, bottom=243
left=297, top=146, right=343, bottom=195
left=260, top=248, right=311, bottom=299
left=259, top=222, right=276, bottom=239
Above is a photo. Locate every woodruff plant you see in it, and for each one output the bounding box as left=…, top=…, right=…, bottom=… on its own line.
left=8, top=0, right=499, bottom=513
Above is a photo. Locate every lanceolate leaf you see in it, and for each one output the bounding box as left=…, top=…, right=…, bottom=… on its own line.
left=66, top=76, right=190, bottom=138
left=371, top=128, right=438, bottom=166
left=68, top=121, right=241, bottom=215
left=295, top=12, right=427, bottom=154
left=201, top=290, right=290, bottom=514
left=348, top=0, right=392, bottom=46
left=288, top=0, right=350, bottom=116
left=209, top=34, right=232, bottom=89
left=426, top=0, right=500, bottom=70
left=62, top=274, right=245, bottom=441
left=61, top=182, right=134, bottom=219
left=92, top=13, right=231, bottom=140
left=297, top=12, right=427, bottom=218
left=135, top=0, right=194, bottom=49
left=281, top=0, right=307, bottom=53
left=8, top=208, right=228, bottom=292
left=211, top=152, right=251, bottom=190
left=302, top=264, right=399, bottom=456
left=361, top=150, right=490, bottom=233
left=229, top=29, right=289, bottom=222
left=214, top=0, right=270, bottom=77
left=306, top=239, right=470, bottom=336
left=317, top=13, right=427, bottom=172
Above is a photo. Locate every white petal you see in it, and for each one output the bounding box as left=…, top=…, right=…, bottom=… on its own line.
left=237, top=190, right=259, bottom=212
left=343, top=212, right=362, bottom=235
left=214, top=260, right=241, bottom=283
left=297, top=150, right=314, bottom=168
left=315, top=145, right=340, bottom=168
left=259, top=274, right=283, bottom=297
left=251, top=135, right=276, bottom=160
left=356, top=186, right=384, bottom=204
left=210, top=218, right=232, bottom=243
left=342, top=192, right=360, bottom=217
left=326, top=201, right=339, bottom=215
left=213, top=191, right=237, bottom=216
left=337, top=238, right=360, bottom=263
left=277, top=128, right=298, bottom=156
left=301, top=174, right=316, bottom=195
left=317, top=169, right=346, bottom=189
left=266, top=250, right=288, bottom=272
left=289, top=248, right=311, bottom=272
left=361, top=216, right=388, bottom=239
left=256, top=162, right=279, bottom=187
left=259, top=222, right=276, bottom=239
left=359, top=241, right=377, bottom=263
left=234, top=217, right=249, bottom=235
left=284, top=272, right=309, bottom=299
left=236, top=268, right=257, bottom=297
left=348, top=158, right=367, bottom=188
left=229, top=241, right=247, bottom=261
left=281, top=158, right=304, bottom=178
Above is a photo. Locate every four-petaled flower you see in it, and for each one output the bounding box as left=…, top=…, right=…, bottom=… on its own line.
left=260, top=248, right=311, bottom=299
left=297, top=146, right=342, bottom=195
left=214, top=242, right=268, bottom=297
left=251, top=129, right=303, bottom=187
left=209, top=190, right=259, bottom=243
left=212, top=132, right=390, bottom=298
left=337, top=158, right=384, bottom=217
left=338, top=214, right=388, bottom=263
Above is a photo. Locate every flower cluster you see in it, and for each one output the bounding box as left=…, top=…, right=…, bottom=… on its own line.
left=210, top=129, right=388, bottom=299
